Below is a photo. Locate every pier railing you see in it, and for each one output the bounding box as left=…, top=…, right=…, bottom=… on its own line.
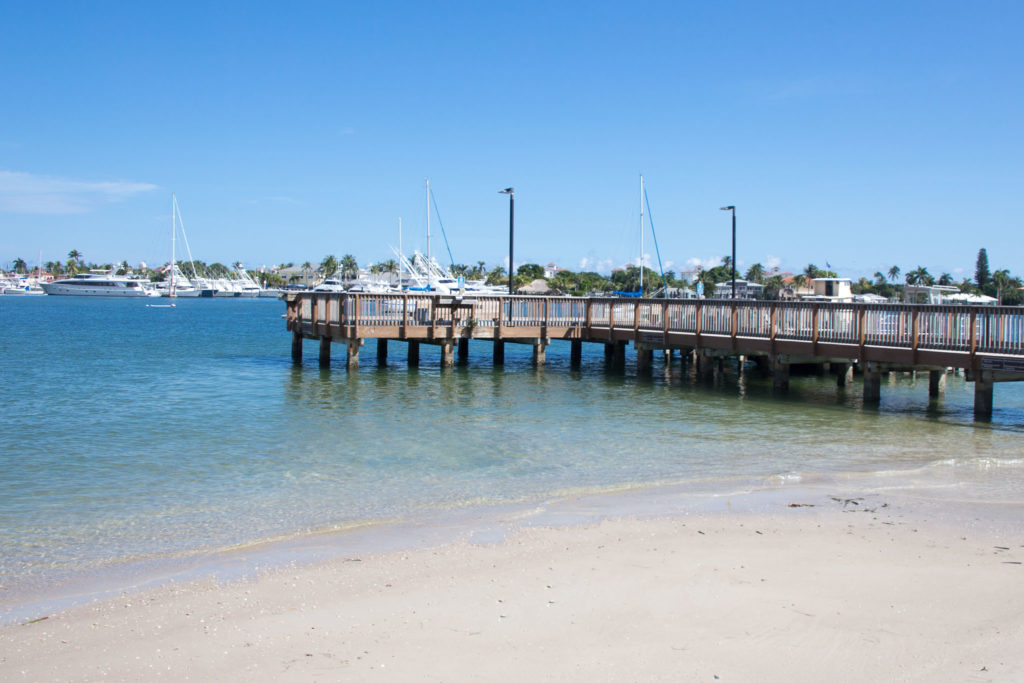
left=287, top=293, right=1024, bottom=361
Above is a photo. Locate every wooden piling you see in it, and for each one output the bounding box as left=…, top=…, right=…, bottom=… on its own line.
left=319, top=337, right=331, bottom=367
left=345, top=339, right=360, bottom=369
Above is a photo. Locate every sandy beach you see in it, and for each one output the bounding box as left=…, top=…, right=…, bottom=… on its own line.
left=2, top=489, right=1022, bottom=682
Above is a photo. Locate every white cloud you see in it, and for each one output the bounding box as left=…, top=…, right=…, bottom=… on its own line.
left=685, top=256, right=726, bottom=271
left=764, top=255, right=782, bottom=271
left=0, top=170, right=157, bottom=214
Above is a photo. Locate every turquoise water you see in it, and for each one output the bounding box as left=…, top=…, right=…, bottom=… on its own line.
left=2, top=296, right=1024, bottom=618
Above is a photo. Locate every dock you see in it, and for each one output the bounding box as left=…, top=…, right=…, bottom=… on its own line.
left=285, top=293, right=1024, bottom=418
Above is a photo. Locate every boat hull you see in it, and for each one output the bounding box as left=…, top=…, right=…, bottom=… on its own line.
left=40, top=282, right=153, bottom=297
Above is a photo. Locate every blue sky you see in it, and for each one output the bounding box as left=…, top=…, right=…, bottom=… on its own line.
left=2, top=1, right=1021, bottom=280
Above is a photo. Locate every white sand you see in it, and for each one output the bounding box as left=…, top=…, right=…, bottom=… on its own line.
left=2, top=494, right=1022, bottom=681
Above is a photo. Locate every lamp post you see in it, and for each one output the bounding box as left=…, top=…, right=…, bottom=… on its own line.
left=720, top=205, right=736, bottom=299
left=500, top=188, right=514, bottom=295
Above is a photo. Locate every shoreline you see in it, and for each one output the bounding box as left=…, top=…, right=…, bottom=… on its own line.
left=3, top=466, right=1023, bottom=628
left=3, top=484, right=1023, bottom=680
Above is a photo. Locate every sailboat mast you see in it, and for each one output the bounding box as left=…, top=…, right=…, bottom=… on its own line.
left=398, top=217, right=403, bottom=290
left=425, top=178, right=431, bottom=271
left=639, top=174, right=644, bottom=295
left=170, top=193, right=177, bottom=297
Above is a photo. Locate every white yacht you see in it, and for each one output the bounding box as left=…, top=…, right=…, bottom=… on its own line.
left=311, top=277, right=346, bottom=292
left=41, top=272, right=158, bottom=297
left=2, top=275, right=46, bottom=295
left=233, top=265, right=261, bottom=298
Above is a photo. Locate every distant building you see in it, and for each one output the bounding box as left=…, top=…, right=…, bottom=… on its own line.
left=712, top=279, right=763, bottom=300
left=802, top=277, right=853, bottom=302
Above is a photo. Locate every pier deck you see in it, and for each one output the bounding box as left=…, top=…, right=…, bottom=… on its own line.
left=285, top=293, right=1024, bottom=418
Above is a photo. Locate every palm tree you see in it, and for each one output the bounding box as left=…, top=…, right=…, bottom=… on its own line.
left=301, top=261, right=313, bottom=287
left=744, top=263, right=765, bottom=283
left=65, top=258, right=79, bottom=275
left=887, top=265, right=901, bottom=283
left=873, top=271, right=887, bottom=286
left=792, top=274, right=807, bottom=291
left=320, top=255, right=338, bottom=279
left=993, top=269, right=1011, bottom=304
left=67, top=249, right=82, bottom=265
left=764, top=274, right=785, bottom=300
left=485, top=265, right=507, bottom=286
left=698, top=269, right=718, bottom=297
left=905, top=266, right=933, bottom=286
left=12, top=257, right=27, bottom=273
left=937, top=272, right=953, bottom=286
left=339, top=254, right=358, bottom=281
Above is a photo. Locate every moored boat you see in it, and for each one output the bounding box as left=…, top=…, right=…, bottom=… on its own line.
left=40, top=272, right=158, bottom=297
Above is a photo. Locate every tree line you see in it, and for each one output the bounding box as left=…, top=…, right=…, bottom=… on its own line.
left=10, top=247, right=1020, bottom=303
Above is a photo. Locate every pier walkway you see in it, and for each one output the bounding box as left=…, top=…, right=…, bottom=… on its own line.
left=285, top=293, right=1024, bottom=418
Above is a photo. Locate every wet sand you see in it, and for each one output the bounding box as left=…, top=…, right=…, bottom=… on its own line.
left=2, top=489, right=1022, bottom=682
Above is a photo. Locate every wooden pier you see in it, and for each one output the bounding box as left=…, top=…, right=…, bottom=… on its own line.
left=285, top=293, right=1024, bottom=418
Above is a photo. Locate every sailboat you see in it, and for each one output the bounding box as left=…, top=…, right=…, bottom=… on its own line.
left=160, top=194, right=212, bottom=297
left=613, top=175, right=647, bottom=298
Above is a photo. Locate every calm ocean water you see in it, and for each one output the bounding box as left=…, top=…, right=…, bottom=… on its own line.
left=2, top=296, right=1023, bottom=619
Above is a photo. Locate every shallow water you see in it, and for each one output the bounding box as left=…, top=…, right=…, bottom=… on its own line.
left=2, top=296, right=1023, bottom=618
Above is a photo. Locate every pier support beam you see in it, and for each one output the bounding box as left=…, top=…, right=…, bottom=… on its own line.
left=532, top=340, right=547, bottom=366
left=319, top=337, right=331, bottom=367
left=929, top=370, right=947, bottom=398
left=376, top=339, right=388, bottom=366
left=836, top=363, right=854, bottom=388
left=345, top=339, right=360, bottom=369
left=291, top=331, right=303, bottom=363
left=772, top=355, right=790, bottom=393
left=974, top=375, right=993, bottom=419
left=407, top=341, right=420, bottom=367
left=570, top=340, right=582, bottom=368
left=458, top=338, right=469, bottom=365
left=612, top=341, right=626, bottom=368
left=441, top=341, right=455, bottom=369
left=605, top=342, right=625, bottom=369
left=493, top=340, right=505, bottom=365
left=863, top=363, right=881, bottom=405
left=636, top=346, right=653, bottom=374
left=697, top=351, right=715, bottom=381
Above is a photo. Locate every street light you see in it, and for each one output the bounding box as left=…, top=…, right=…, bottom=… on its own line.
left=500, top=188, right=514, bottom=295
left=720, top=205, right=736, bottom=299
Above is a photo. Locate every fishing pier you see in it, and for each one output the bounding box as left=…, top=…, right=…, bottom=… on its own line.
left=285, top=293, right=1024, bottom=418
